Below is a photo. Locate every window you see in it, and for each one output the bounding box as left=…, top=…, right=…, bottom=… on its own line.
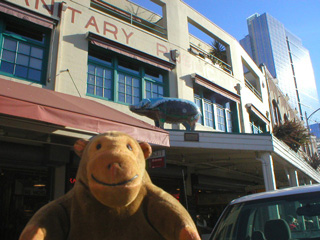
left=249, top=114, right=266, bottom=134
left=194, top=88, right=237, bottom=133
left=272, top=100, right=282, bottom=125
left=216, top=105, right=226, bottom=131
left=194, top=96, right=203, bottom=125
left=0, top=17, right=50, bottom=84
left=226, top=109, right=233, bottom=132
left=145, top=69, right=164, bottom=99
left=250, top=122, right=263, bottom=134
left=204, top=100, right=214, bottom=128
left=118, top=73, right=140, bottom=105
left=210, top=187, right=320, bottom=240
left=87, top=62, right=113, bottom=99
left=242, top=58, right=262, bottom=100
left=87, top=46, right=166, bottom=104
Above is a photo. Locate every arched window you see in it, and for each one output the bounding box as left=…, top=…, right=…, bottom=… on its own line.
left=272, top=100, right=281, bottom=125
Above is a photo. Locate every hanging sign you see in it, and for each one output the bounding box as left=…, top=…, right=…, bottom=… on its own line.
left=148, top=150, right=166, bottom=168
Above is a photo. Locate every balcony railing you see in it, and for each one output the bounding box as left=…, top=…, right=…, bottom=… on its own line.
left=189, top=43, right=232, bottom=75
left=245, top=78, right=262, bottom=101
left=91, top=0, right=167, bottom=38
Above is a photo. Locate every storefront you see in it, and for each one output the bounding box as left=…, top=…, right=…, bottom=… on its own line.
left=0, top=78, right=169, bottom=239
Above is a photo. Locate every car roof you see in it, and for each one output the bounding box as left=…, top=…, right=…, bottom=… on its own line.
left=231, top=184, right=320, bottom=205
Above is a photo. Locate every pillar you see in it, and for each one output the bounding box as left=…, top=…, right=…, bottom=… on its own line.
left=258, top=152, right=277, bottom=191
left=53, top=165, right=66, bottom=199
left=287, top=168, right=299, bottom=187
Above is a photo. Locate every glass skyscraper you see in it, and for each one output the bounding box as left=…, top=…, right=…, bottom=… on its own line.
left=240, top=13, right=320, bottom=123
left=310, top=123, right=320, bottom=138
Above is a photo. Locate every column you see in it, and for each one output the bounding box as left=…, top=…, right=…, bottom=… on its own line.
left=258, top=152, right=277, bottom=191
left=288, top=169, right=299, bottom=187
left=53, top=165, right=66, bottom=199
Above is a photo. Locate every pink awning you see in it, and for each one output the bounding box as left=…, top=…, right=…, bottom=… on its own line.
left=0, top=1, right=57, bottom=29
left=0, top=79, right=169, bottom=146
left=245, top=103, right=270, bottom=124
left=88, top=32, right=175, bottom=71
left=192, top=74, right=241, bottom=103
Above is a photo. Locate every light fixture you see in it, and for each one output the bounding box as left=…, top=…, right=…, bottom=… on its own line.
left=34, top=182, right=46, bottom=187
left=170, top=49, right=180, bottom=62
left=33, top=176, right=46, bottom=187
left=62, top=1, right=68, bottom=11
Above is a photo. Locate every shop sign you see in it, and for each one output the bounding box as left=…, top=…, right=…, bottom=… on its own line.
left=20, top=1, right=183, bottom=62
left=148, top=150, right=166, bottom=168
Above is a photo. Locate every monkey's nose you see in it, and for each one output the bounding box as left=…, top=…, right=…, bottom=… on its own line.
left=107, top=162, right=121, bottom=170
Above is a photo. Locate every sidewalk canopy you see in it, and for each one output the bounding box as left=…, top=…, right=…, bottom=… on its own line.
left=0, top=78, right=169, bottom=146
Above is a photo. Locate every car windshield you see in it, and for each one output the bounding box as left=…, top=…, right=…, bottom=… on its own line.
left=209, top=191, right=320, bottom=240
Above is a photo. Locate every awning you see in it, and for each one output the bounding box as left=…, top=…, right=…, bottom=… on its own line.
left=192, top=73, right=241, bottom=103
left=87, top=32, right=175, bottom=71
left=245, top=103, right=270, bottom=124
left=0, top=79, right=169, bottom=146
left=0, top=1, right=57, bottom=29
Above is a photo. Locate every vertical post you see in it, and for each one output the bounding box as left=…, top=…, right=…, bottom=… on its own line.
left=53, top=165, right=66, bottom=199
left=257, top=152, right=277, bottom=191
left=305, top=111, right=314, bottom=155
left=182, top=169, right=189, bottom=211
left=287, top=168, right=299, bottom=187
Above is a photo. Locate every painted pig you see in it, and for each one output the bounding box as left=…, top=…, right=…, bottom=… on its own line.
left=130, top=97, right=201, bottom=131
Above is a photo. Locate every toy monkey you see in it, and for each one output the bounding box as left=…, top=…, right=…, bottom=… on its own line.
left=19, top=131, right=200, bottom=240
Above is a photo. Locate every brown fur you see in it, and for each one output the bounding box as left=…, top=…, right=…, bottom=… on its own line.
left=19, top=131, right=200, bottom=240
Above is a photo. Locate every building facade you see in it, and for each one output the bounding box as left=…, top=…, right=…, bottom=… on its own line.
left=311, top=123, right=320, bottom=139
left=0, top=1, right=319, bottom=238
left=240, top=13, right=320, bottom=124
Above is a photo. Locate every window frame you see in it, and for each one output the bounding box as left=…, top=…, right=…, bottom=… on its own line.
left=204, top=99, right=214, bottom=128
left=194, top=91, right=235, bottom=133
left=216, top=104, right=226, bottom=131
left=87, top=46, right=167, bottom=105
left=0, top=16, right=50, bottom=84
left=87, top=56, right=114, bottom=100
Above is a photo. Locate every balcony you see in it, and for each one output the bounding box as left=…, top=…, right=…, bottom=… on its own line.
left=91, top=0, right=167, bottom=38
left=245, top=78, right=262, bottom=101
left=188, top=34, right=232, bottom=75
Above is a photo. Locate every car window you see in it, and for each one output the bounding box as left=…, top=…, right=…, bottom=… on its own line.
left=209, top=191, right=320, bottom=240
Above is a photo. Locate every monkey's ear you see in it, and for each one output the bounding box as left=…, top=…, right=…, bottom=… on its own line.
left=74, top=139, right=89, bottom=157
left=139, top=142, right=152, bottom=159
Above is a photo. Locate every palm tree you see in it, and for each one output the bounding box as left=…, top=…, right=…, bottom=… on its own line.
left=209, top=40, right=227, bottom=65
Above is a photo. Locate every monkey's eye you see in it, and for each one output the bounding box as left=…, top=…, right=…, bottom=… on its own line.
left=127, top=144, right=133, bottom=151
left=96, top=143, right=102, bottom=150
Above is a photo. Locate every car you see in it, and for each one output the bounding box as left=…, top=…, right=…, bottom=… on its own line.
left=208, top=184, right=320, bottom=240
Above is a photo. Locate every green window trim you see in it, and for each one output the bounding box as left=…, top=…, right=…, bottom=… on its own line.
left=87, top=46, right=167, bottom=105
left=0, top=16, right=50, bottom=84
left=194, top=94, right=235, bottom=133
left=216, top=105, right=226, bottom=131
left=204, top=100, right=214, bottom=128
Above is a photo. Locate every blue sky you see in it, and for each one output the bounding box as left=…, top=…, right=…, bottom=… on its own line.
left=132, top=0, right=320, bottom=119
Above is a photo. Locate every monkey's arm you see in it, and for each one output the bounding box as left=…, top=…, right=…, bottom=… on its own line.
left=145, top=184, right=200, bottom=240
left=19, top=197, right=70, bottom=240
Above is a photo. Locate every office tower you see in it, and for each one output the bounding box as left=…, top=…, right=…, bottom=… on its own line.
left=310, top=123, right=320, bottom=138
left=240, top=13, right=319, bottom=123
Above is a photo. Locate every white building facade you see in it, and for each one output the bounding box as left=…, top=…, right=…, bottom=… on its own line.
left=0, top=0, right=319, bottom=237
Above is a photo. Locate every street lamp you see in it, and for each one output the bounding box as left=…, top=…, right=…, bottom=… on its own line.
left=305, top=108, right=320, bottom=156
